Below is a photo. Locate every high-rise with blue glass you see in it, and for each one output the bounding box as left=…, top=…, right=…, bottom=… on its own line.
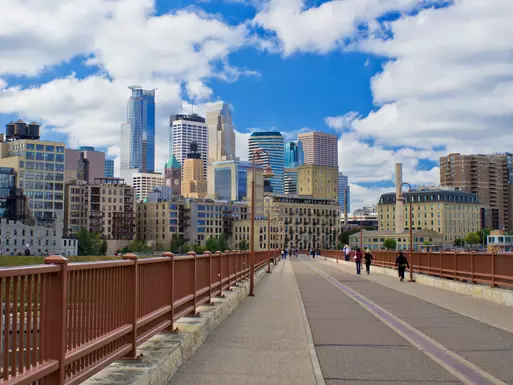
left=120, top=86, right=156, bottom=174
left=338, top=172, right=350, bottom=215
left=248, top=132, right=284, bottom=194
left=284, top=141, right=304, bottom=168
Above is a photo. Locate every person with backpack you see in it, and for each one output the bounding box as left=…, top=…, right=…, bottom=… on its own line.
left=354, top=248, right=363, bottom=275
left=395, top=251, right=410, bottom=282
left=364, top=249, right=373, bottom=275
left=344, top=244, right=351, bottom=261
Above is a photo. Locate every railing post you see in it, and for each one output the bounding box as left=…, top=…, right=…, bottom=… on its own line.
left=204, top=251, right=213, bottom=304
left=470, top=251, right=475, bottom=283
left=122, top=253, right=138, bottom=359
left=215, top=251, right=224, bottom=297
left=453, top=252, right=457, bottom=280
left=187, top=251, right=199, bottom=315
left=491, top=252, right=496, bottom=287
left=440, top=251, right=443, bottom=278
left=428, top=250, right=431, bottom=275
left=43, top=255, right=68, bottom=385
left=224, top=250, right=232, bottom=290
left=162, top=252, right=176, bottom=330
left=234, top=250, right=241, bottom=284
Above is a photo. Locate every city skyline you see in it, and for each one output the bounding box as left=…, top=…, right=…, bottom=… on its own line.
left=0, top=1, right=510, bottom=210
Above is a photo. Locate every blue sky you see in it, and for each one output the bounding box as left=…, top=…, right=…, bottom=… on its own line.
left=1, top=0, right=512, bottom=208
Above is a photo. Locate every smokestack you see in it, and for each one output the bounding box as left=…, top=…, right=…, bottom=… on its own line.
left=395, top=163, right=405, bottom=234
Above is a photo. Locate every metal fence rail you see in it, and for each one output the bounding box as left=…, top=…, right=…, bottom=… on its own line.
left=0, top=250, right=273, bottom=384
left=320, top=250, right=513, bottom=288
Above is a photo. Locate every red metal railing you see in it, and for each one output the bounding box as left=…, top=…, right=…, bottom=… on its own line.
left=320, top=250, right=513, bottom=288
left=0, top=250, right=275, bottom=384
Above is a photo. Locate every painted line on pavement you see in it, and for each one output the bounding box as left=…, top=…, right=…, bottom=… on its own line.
left=304, top=262, right=507, bottom=385
left=290, top=260, right=326, bottom=385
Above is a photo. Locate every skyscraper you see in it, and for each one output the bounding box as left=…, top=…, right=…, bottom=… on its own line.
left=120, top=86, right=156, bottom=174
left=298, top=131, right=338, bottom=168
left=284, top=141, right=304, bottom=168
left=248, top=132, right=284, bottom=194
left=338, top=172, right=350, bottom=217
left=105, top=159, right=114, bottom=177
left=440, top=153, right=513, bottom=230
left=169, top=114, right=208, bottom=179
left=182, top=142, right=207, bottom=198
left=66, top=146, right=106, bottom=184
left=206, top=102, right=236, bottom=163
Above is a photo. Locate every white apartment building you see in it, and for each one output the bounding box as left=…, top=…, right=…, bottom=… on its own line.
left=131, top=172, right=165, bottom=202
left=169, top=114, right=208, bottom=179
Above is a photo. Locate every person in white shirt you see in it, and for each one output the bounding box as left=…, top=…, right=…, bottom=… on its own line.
left=344, top=244, right=351, bottom=261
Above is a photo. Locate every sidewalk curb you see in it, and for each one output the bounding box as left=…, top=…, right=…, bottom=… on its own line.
left=83, top=262, right=278, bottom=385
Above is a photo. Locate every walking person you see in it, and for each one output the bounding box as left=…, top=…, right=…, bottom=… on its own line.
left=344, top=244, right=351, bottom=262
left=364, top=248, right=373, bottom=275
left=281, top=249, right=285, bottom=260
left=395, top=251, right=410, bottom=282
left=354, top=248, right=362, bottom=275
left=295, top=248, right=298, bottom=258
left=312, top=248, right=316, bottom=259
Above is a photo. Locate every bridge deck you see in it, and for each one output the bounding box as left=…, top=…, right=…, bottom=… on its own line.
left=169, top=255, right=513, bottom=385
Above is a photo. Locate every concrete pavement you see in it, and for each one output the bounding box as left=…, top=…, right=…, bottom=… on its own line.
left=295, top=255, right=513, bottom=384
left=168, top=257, right=320, bottom=385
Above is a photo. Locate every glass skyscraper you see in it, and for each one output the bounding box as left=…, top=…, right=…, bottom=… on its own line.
left=338, top=172, right=350, bottom=214
left=284, top=141, right=304, bottom=168
left=104, top=159, right=114, bottom=178
left=248, top=132, right=284, bottom=194
left=120, top=86, right=156, bottom=173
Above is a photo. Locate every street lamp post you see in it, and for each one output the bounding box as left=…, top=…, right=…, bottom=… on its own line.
left=250, top=149, right=274, bottom=296
left=401, top=182, right=415, bottom=282
left=354, top=209, right=364, bottom=250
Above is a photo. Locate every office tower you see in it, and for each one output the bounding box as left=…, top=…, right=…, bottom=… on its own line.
left=181, top=142, right=207, bottom=198
left=120, top=86, right=156, bottom=174
left=440, top=153, right=513, bottom=230
left=77, top=152, right=90, bottom=182
left=297, top=164, right=338, bottom=200
left=0, top=120, right=65, bottom=222
left=105, top=159, right=114, bottom=177
left=213, top=160, right=256, bottom=201
left=284, top=141, right=304, bottom=168
left=338, top=172, right=350, bottom=221
left=206, top=102, right=236, bottom=163
left=298, top=131, right=338, bottom=168
left=131, top=172, right=165, bottom=202
left=284, top=167, right=298, bottom=195
left=169, top=114, right=208, bottom=179
left=248, top=132, right=284, bottom=194
left=164, top=154, right=181, bottom=196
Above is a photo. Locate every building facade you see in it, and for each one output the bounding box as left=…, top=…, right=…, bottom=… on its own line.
left=130, top=172, right=165, bottom=202
left=170, top=114, right=208, bottom=179
left=267, top=194, right=340, bottom=250
left=182, top=143, right=207, bottom=198
left=0, top=133, right=66, bottom=222
left=298, top=131, right=338, bottom=168
left=232, top=218, right=284, bottom=251
left=284, top=167, right=298, bottom=195
left=65, top=178, right=136, bottom=243
left=212, top=160, right=253, bottom=201
left=297, top=164, right=338, bottom=200
left=348, top=229, right=444, bottom=251
left=338, top=172, right=350, bottom=216
left=120, top=86, right=156, bottom=174
left=206, top=102, right=236, bottom=163
left=284, top=141, right=304, bottom=168
left=377, top=189, right=480, bottom=243
left=248, top=132, right=284, bottom=194
left=104, top=159, right=114, bottom=178
left=66, top=146, right=106, bottom=184
left=440, top=153, right=513, bottom=230
left=164, top=153, right=181, bottom=196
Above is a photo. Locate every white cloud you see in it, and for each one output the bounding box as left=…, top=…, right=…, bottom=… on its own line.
left=253, top=0, right=424, bottom=55
left=0, top=78, right=6, bottom=89
left=325, top=111, right=359, bottom=132
left=235, top=131, right=251, bottom=161
left=0, top=0, right=120, bottom=75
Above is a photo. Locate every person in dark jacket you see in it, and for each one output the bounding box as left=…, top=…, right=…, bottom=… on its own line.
left=395, top=251, right=410, bottom=282
left=364, top=249, right=373, bottom=275
left=354, top=248, right=363, bottom=275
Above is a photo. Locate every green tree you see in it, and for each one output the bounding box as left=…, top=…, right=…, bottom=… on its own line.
left=383, top=238, right=397, bottom=251
left=217, top=233, right=229, bottom=252
left=99, top=239, right=108, bottom=255
left=465, top=232, right=481, bottom=245
left=76, top=228, right=103, bottom=256
left=454, top=238, right=465, bottom=247
left=126, top=239, right=151, bottom=253
left=205, top=236, right=218, bottom=252
left=193, top=244, right=206, bottom=254
left=478, top=228, right=491, bottom=244
left=169, top=234, right=184, bottom=254
left=239, top=239, right=249, bottom=251
left=182, top=243, right=191, bottom=253
left=423, top=240, right=431, bottom=246
left=339, top=229, right=360, bottom=246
